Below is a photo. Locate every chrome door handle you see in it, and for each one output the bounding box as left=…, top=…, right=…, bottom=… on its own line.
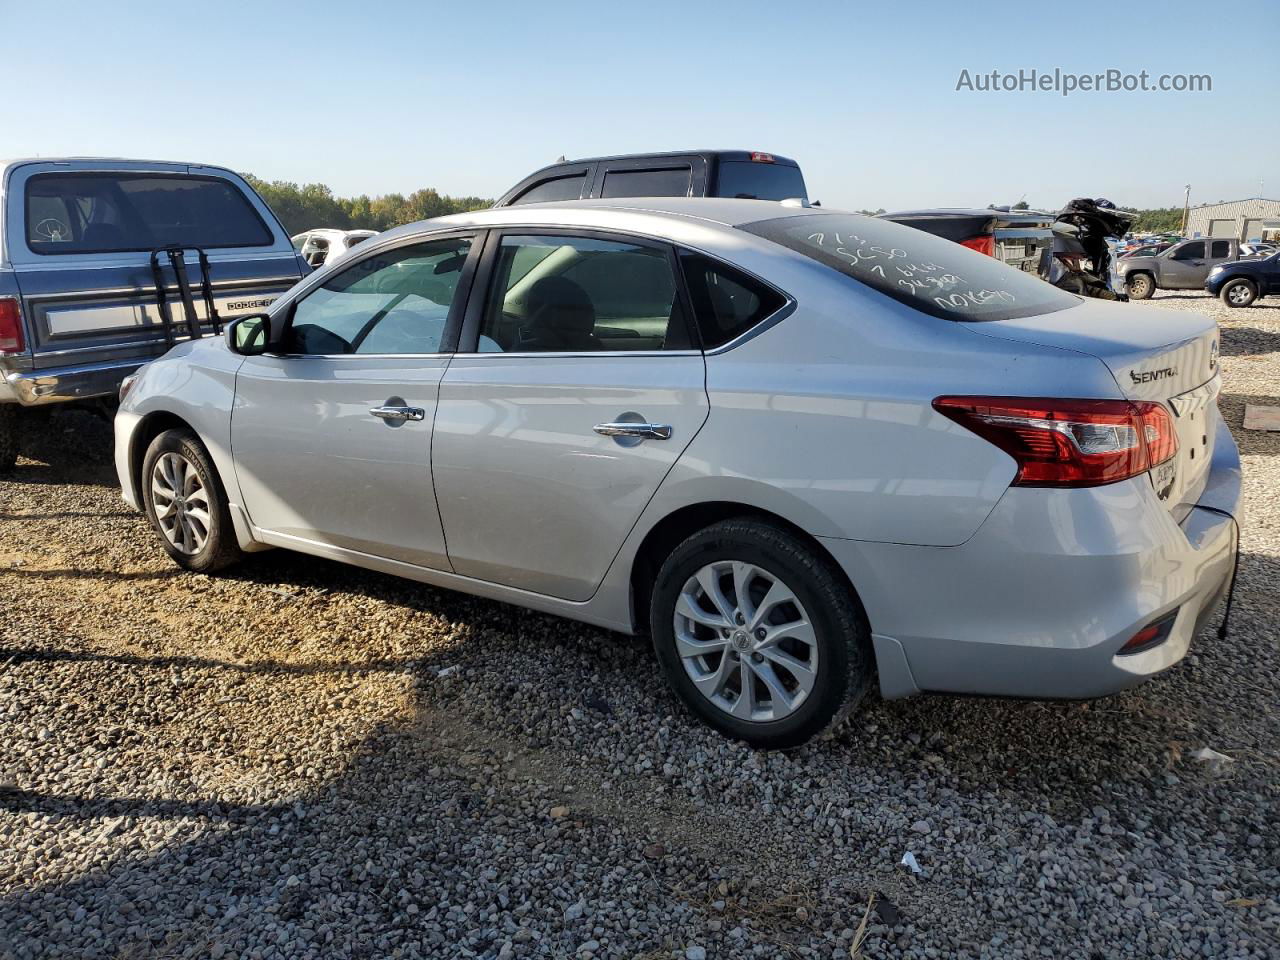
left=371, top=405, right=425, bottom=422
left=593, top=422, right=672, bottom=440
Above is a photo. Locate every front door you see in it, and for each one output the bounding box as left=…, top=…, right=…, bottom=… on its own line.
left=433, top=231, right=708, bottom=601
left=1162, top=240, right=1207, bottom=288
left=232, top=234, right=478, bottom=569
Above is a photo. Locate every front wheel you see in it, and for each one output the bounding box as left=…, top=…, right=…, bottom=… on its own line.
left=1220, top=278, right=1258, bottom=308
left=1126, top=273, right=1155, bottom=300
left=649, top=519, right=874, bottom=748
left=142, top=428, right=243, bottom=573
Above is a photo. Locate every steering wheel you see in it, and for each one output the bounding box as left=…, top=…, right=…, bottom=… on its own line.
left=34, top=218, right=70, bottom=242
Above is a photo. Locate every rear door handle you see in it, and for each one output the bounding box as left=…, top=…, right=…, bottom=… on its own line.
left=371, top=405, right=425, bottom=422
left=593, top=422, right=672, bottom=440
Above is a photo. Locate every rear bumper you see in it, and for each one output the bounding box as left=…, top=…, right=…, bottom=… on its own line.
left=824, top=416, right=1242, bottom=701
left=2, top=358, right=143, bottom=406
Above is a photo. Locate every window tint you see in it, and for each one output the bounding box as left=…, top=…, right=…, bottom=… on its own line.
left=286, top=237, right=471, bottom=355
left=511, top=175, right=586, bottom=205
left=25, top=174, right=272, bottom=254
left=740, top=213, right=1078, bottom=322
left=1172, top=241, right=1205, bottom=260
left=714, top=161, right=808, bottom=201
left=1210, top=240, right=1231, bottom=258
left=680, top=253, right=786, bottom=348
left=600, top=167, right=692, bottom=199
left=477, top=235, right=687, bottom=353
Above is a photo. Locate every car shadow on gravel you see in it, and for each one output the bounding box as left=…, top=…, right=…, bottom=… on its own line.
left=1219, top=392, right=1280, bottom=456
left=7, top=407, right=117, bottom=487
left=1221, top=326, right=1280, bottom=357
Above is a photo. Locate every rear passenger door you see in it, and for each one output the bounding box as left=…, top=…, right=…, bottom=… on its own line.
left=432, top=230, right=708, bottom=601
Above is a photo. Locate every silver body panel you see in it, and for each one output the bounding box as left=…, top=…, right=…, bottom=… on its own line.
left=116, top=198, right=1242, bottom=702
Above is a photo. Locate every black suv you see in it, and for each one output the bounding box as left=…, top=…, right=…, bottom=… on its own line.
left=496, top=150, right=808, bottom=207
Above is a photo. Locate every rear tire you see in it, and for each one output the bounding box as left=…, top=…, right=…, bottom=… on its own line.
left=1127, top=272, right=1155, bottom=300
left=0, top=405, right=18, bottom=474
left=1220, top=278, right=1258, bottom=308
left=142, top=428, right=243, bottom=573
left=649, top=518, right=874, bottom=748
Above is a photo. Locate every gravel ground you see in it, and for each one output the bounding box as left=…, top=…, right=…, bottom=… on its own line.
left=1, top=290, right=1277, bottom=960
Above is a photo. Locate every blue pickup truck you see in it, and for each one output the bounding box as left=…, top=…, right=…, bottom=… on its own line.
left=0, top=158, right=308, bottom=470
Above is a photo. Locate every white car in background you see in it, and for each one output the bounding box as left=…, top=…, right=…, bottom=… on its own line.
left=291, top=228, right=378, bottom=268
left=116, top=199, right=1239, bottom=747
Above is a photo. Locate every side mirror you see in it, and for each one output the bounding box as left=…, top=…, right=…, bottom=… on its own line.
left=227, top=312, right=274, bottom=356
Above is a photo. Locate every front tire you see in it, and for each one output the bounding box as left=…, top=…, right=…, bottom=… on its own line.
left=649, top=518, right=874, bottom=748
left=142, top=428, right=243, bottom=573
left=1127, top=272, right=1155, bottom=300
left=1220, top=278, right=1258, bottom=308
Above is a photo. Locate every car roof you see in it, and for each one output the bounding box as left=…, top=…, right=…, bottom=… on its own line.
left=2, top=157, right=226, bottom=174
left=562, top=149, right=801, bottom=167
left=416, top=197, right=828, bottom=232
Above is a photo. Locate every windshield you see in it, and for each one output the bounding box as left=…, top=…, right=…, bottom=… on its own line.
left=740, top=213, right=1077, bottom=322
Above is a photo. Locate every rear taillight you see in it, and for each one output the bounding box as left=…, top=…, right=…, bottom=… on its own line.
left=933, top=396, right=1178, bottom=488
left=0, top=298, right=24, bottom=354
left=961, top=234, right=996, bottom=257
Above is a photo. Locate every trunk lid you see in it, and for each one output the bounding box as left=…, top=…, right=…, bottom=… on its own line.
left=966, top=298, right=1221, bottom=518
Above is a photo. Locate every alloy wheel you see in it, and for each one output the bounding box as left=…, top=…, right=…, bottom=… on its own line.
left=1228, top=283, right=1253, bottom=305
left=673, top=560, right=819, bottom=723
left=151, top=452, right=211, bottom=555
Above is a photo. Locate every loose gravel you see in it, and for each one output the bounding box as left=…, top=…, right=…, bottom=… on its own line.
left=1, top=290, right=1277, bottom=960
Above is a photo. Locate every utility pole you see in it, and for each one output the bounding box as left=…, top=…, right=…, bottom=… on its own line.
left=1181, top=184, right=1191, bottom=236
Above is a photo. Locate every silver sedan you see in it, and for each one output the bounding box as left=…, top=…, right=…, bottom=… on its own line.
left=116, top=199, right=1240, bottom=747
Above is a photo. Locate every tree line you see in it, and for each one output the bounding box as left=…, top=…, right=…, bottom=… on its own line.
left=242, top=175, right=492, bottom=236
left=243, top=174, right=1189, bottom=238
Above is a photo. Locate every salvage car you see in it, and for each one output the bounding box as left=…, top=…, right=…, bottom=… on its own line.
left=116, top=199, right=1239, bottom=747
left=0, top=158, right=307, bottom=471
left=879, top=206, right=1054, bottom=277
left=291, top=228, right=377, bottom=267
left=1118, top=237, right=1246, bottom=299
left=1205, top=249, right=1280, bottom=307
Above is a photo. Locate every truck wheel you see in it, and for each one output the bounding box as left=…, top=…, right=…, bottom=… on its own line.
left=649, top=518, right=874, bottom=748
left=0, top=405, right=17, bottom=473
left=142, top=428, right=243, bottom=573
left=1220, top=278, right=1258, bottom=308
left=1127, top=273, right=1155, bottom=300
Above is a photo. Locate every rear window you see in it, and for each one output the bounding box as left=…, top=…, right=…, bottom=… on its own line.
left=600, top=167, right=692, bottom=199
left=25, top=173, right=273, bottom=255
left=512, top=174, right=587, bottom=205
left=714, top=161, right=807, bottom=201
left=740, top=213, right=1077, bottom=322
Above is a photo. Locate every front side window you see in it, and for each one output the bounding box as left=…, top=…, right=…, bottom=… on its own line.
left=477, top=234, right=687, bottom=352
left=600, top=167, right=692, bottom=199
left=512, top=175, right=586, bottom=205
left=25, top=173, right=272, bottom=254
left=1172, top=241, right=1205, bottom=260
left=285, top=237, right=472, bottom=355
left=740, top=213, right=1078, bottom=322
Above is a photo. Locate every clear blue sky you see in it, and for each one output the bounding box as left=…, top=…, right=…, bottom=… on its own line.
left=2, top=0, right=1275, bottom=211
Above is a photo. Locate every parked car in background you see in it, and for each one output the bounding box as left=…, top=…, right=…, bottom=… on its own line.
left=1238, top=242, right=1276, bottom=259
left=1118, top=237, right=1246, bottom=299
left=116, top=198, right=1237, bottom=747
left=1205, top=249, right=1280, bottom=306
left=0, top=158, right=307, bottom=471
left=496, top=150, right=808, bottom=206
left=291, top=228, right=377, bottom=268
left=879, top=207, right=1054, bottom=277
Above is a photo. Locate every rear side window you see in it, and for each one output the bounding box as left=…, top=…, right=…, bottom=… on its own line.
left=714, top=161, right=807, bottom=201
left=680, top=253, right=786, bottom=348
left=511, top=175, right=587, bottom=205
left=1210, top=240, right=1231, bottom=258
left=740, top=213, right=1078, bottom=322
left=25, top=173, right=272, bottom=254
left=600, top=167, right=692, bottom=199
